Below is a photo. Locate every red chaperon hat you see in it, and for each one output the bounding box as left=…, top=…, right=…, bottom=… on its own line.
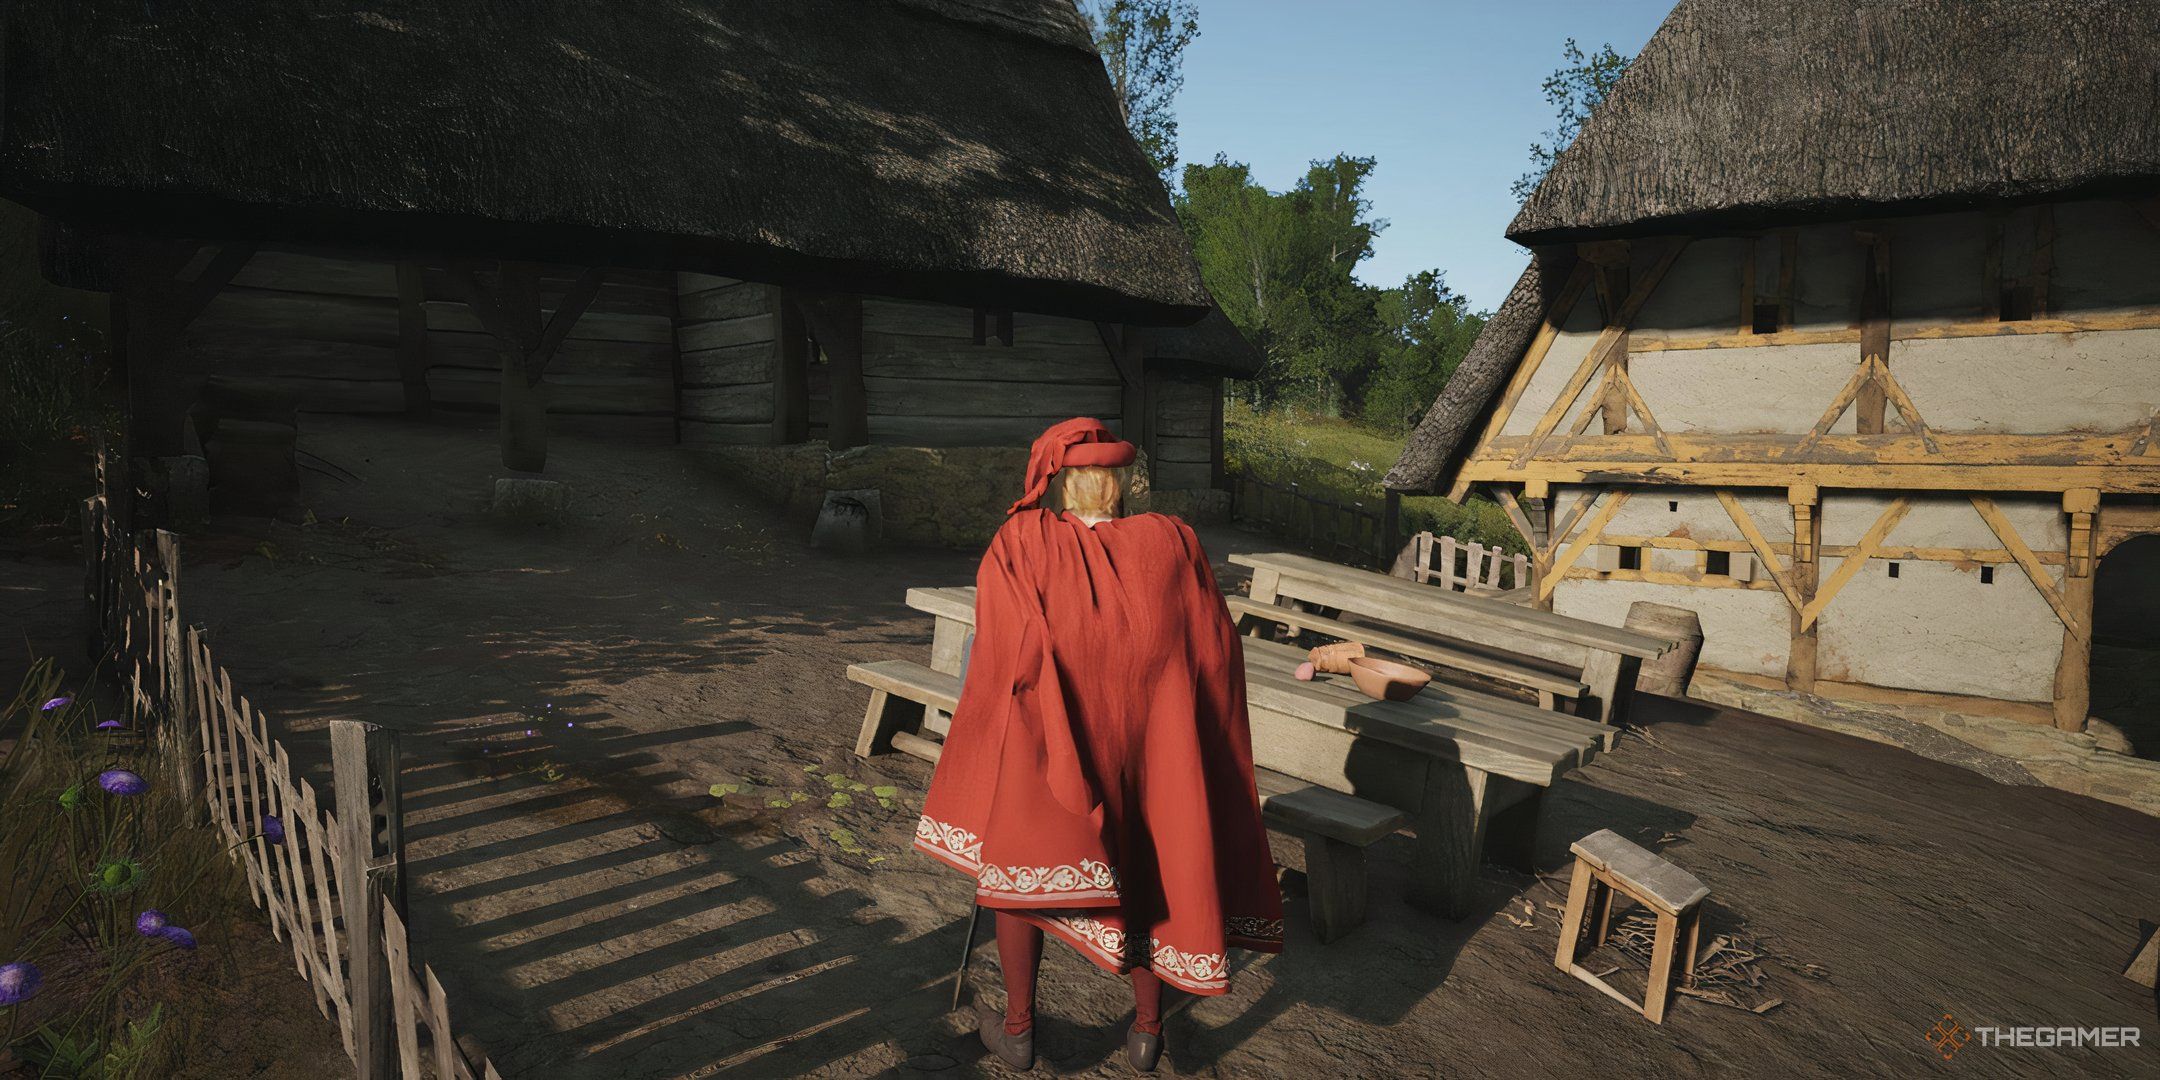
left=1008, top=417, right=1137, bottom=514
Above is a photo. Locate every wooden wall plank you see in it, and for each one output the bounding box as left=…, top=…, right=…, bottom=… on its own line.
left=679, top=384, right=776, bottom=423
left=679, top=344, right=775, bottom=387
left=1152, top=434, right=1213, bottom=464
left=182, top=336, right=400, bottom=382
left=426, top=331, right=673, bottom=379
left=679, top=417, right=777, bottom=445
left=678, top=284, right=770, bottom=321
left=427, top=369, right=674, bottom=415
left=422, top=302, right=672, bottom=344
left=232, top=251, right=400, bottom=298
left=867, top=415, right=1064, bottom=447
left=1155, top=461, right=1214, bottom=490
left=677, top=313, right=777, bottom=354
left=863, top=377, right=1119, bottom=418
left=190, top=287, right=401, bottom=348
left=677, top=272, right=743, bottom=295
left=861, top=342, right=1122, bottom=384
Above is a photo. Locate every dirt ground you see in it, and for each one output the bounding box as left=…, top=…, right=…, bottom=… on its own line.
left=7, top=413, right=2158, bottom=1079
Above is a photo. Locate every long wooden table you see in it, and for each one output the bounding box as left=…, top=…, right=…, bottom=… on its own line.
left=901, top=584, right=1610, bottom=918
left=1229, top=551, right=1677, bottom=725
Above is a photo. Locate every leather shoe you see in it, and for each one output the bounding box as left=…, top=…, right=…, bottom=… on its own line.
left=1125, top=1022, right=1164, bottom=1073
left=978, top=1008, right=1034, bottom=1071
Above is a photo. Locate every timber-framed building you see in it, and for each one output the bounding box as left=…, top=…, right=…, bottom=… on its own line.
left=1387, top=0, right=2160, bottom=736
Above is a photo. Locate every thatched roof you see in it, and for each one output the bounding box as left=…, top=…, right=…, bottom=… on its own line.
left=1382, top=255, right=1572, bottom=493
left=0, top=0, right=1211, bottom=324
left=1140, top=307, right=1264, bottom=376
left=1508, top=0, right=2160, bottom=245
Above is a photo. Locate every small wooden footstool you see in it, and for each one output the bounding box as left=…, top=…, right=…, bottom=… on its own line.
left=1554, top=829, right=1709, bottom=1024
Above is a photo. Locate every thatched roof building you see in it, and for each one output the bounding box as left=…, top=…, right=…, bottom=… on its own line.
left=0, top=0, right=1207, bottom=323
left=1387, top=0, right=2160, bottom=493
left=1507, top=0, right=2160, bottom=247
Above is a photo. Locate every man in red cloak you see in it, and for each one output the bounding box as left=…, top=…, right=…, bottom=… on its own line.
left=913, top=417, right=1283, bottom=1072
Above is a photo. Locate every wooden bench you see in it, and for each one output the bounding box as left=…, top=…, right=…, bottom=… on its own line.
left=1555, top=828, right=1710, bottom=1024
left=1230, top=551, right=1677, bottom=726
left=848, top=660, right=957, bottom=765
left=1225, top=594, right=1595, bottom=722
left=1257, top=767, right=1406, bottom=943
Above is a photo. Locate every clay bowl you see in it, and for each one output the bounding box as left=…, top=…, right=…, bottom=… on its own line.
left=1348, top=657, right=1431, bottom=702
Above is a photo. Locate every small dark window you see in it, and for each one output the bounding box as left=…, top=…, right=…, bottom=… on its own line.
left=1999, top=285, right=2035, bottom=322
left=1668, top=500, right=1679, bottom=512
left=1751, top=302, right=1782, bottom=335
left=1980, top=565, right=1995, bottom=584
left=1705, top=550, right=1731, bottom=576
left=1887, top=561, right=1901, bottom=579
left=1618, top=546, right=1642, bottom=571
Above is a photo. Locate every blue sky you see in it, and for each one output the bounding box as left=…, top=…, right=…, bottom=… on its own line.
left=1173, top=0, right=1672, bottom=311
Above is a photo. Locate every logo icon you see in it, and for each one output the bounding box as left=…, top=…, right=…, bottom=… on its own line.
left=1927, top=1014, right=1972, bottom=1061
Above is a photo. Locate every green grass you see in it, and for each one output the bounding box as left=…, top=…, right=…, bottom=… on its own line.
left=1223, top=402, right=1521, bottom=554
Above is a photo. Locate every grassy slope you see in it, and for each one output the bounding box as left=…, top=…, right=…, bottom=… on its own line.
left=1222, top=403, right=1521, bottom=553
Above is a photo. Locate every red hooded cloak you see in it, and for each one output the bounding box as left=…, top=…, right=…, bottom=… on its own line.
left=913, top=419, right=1284, bottom=995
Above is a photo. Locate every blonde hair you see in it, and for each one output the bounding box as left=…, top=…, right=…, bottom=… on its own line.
left=1054, top=466, right=1123, bottom=519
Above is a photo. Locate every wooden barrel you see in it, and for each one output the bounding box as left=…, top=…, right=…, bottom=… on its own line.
left=1625, top=601, right=1704, bottom=697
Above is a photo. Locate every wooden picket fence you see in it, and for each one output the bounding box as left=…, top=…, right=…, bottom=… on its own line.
left=83, top=445, right=504, bottom=1080
left=1407, top=532, right=1535, bottom=599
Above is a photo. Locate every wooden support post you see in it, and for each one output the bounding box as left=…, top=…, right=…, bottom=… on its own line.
left=1381, top=490, right=1405, bottom=576
left=393, top=262, right=432, bottom=419
left=1855, top=233, right=1891, bottom=435
left=450, top=261, right=605, bottom=472
left=153, top=529, right=200, bottom=806
left=798, top=294, right=867, bottom=450
left=2055, top=488, right=2099, bottom=731
left=1786, top=484, right=1821, bottom=693
left=111, top=238, right=255, bottom=524
left=1593, top=256, right=1631, bottom=434
left=332, top=721, right=406, bottom=1080
left=1097, top=323, right=1153, bottom=471
left=773, top=289, right=810, bottom=444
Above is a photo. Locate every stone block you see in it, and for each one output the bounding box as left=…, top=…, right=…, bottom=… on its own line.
left=491, top=478, right=567, bottom=525
left=811, top=489, right=883, bottom=553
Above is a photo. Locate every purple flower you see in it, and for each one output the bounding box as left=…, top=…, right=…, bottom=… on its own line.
left=0, top=962, right=41, bottom=1006
left=39, top=696, right=71, bottom=713
left=96, top=769, right=147, bottom=796
left=156, top=926, right=197, bottom=951
left=136, top=910, right=170, bottom=936
left=261, top=815, right=286, bottom=845
left=96, top=720, right=124, bottom=731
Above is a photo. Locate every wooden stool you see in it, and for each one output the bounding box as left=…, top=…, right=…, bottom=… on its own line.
left=1554, top=828, right=1709, bottom=1024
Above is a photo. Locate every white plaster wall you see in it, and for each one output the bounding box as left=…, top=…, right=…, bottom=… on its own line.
left=1555, top=578, right=1793, bottom=678
left=1629, top=342, right=1862, bottom=434
left=1819, top=493, right=2065, bottom=552
left=2054, top=199, right=2160, bottom=313
left=1888, top=211, right=1989, bottom=320
left=1888, top=329, right=2160, bottom=435
left=1500, top=290, right=1603, bottom=436
left=1632, top=237, right=1745, bottom=340
left=1816, top=558, right=2063, bottom=701
left=1596, top=486, right=1788, bottom=545
left=1792, top=223, right=1863, bottom=332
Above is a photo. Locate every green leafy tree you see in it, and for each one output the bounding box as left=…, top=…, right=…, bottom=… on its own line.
left=1081, top=0, right=1200, bottom=188
left=1176, top=153, right=1388, bottom=413
left=1512, top=39, right=1631, bottom=201
left=1366, top=270, right=1487, bottom=435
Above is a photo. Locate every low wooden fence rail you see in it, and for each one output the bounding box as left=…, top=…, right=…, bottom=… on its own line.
left=1227, top=470, right=1398, bottom=569
left=83, top=445, right=504, bottom=1080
